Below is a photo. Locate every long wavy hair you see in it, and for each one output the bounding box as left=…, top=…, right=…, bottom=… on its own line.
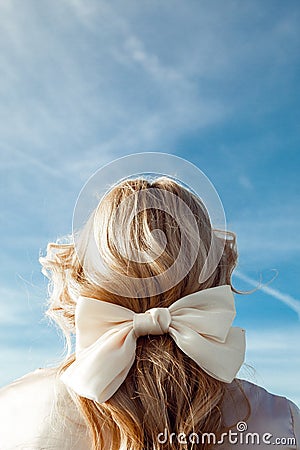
left=39, top=176, right=250, bottom=450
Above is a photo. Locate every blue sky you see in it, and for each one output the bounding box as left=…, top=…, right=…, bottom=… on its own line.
left=0, top=0, right=299, bottom=406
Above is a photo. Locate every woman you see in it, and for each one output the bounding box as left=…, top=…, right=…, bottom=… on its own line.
left=0, top=176, right=299, bottom=450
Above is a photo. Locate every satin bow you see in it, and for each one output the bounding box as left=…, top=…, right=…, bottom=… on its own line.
left=60, top=285, right=246, bottom=403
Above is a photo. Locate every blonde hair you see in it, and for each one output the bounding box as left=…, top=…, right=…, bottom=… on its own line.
left=40, top=176, right=250, bottom=450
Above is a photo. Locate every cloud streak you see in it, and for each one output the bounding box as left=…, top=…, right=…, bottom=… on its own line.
left=238, top=326, right=300, bottom=406
left=234, top=270, right=300, bottom=319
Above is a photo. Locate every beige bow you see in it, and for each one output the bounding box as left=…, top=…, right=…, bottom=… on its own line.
left=60, top=285, right=246, bottom=403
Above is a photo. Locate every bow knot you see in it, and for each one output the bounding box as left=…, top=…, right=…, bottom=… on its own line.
left=133, top=307, right=171, bottom=337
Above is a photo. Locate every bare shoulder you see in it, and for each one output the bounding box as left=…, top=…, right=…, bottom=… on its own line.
left=0, top=367, right=91, bottom=450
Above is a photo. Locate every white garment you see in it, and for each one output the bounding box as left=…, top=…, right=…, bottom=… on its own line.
left=0, top=367, right=299, bottom=450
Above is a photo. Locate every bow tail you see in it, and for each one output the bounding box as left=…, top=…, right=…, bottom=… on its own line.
left=60, top=325, right=137, bottom=403
left=169, top=325, right=246, bottom=383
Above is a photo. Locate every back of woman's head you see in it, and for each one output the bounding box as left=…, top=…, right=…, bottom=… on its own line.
left=40, top=176, right=247, bottom=450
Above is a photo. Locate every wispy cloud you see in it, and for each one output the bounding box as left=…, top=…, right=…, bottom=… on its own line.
left=2, top=0, right=298, bottom=178
left=234, top=270, right=300, bottom=319
left=238, top=325, right=300, bottom=406
left=0, top=285, right=43, bottom=325
left=228, top=200, right=300, bottom=269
